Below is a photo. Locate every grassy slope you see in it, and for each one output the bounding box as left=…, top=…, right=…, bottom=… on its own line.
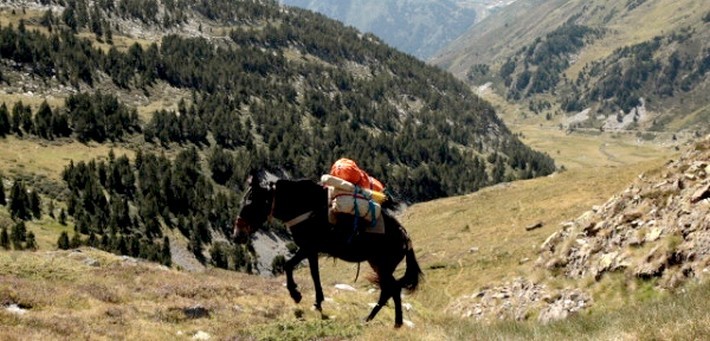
left=4, top=133, right=706, bottom=340
left=0, top=81, right=705, bottom=341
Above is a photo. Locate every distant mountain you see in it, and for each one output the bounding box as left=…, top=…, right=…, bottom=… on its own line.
left=433, top=0, right=710, bottom=133
left=279, top=0, right=482, bottom=60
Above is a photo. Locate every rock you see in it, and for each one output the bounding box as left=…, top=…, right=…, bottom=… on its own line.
left=621, top=211, right=643, bottom=223
left=645, top=228, right=663, bottom=242
left=192, top=331, right=211, bottom=340
left=690, top=183, right=710, bottom=203
left=5, top=304, right=28, bottom=315
left=537, top=290, right=589, bottom=324
left=535, top=136, right=710, bottom=289
left=334, top=284, right=356, bottom=292
left=183, top=305, right=210, bottom=319
left=84, top=257, right=100, bottom=267
left=541, top=231, right=561, bottom=252
left=525, top=221, right=544, bottom=231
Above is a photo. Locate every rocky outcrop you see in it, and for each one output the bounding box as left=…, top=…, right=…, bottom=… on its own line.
left=450, top=135, right=709, bottom=324
left=537, top=135, right=710, bottom=289
left=447, top=278, right=590, bottom=323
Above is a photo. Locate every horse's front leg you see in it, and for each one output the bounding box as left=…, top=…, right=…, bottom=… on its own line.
left=285, top=248, right=308, bottom=303
left=307, top=253, right=324, bottom=311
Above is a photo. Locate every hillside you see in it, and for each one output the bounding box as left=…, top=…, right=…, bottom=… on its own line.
left=2, top=1, right=708, bottom=339
left=0, top=0, right=555, bottom=271
left=432, top=0, right=710, bottom=134
left=2, top=134, right=708, bottom=340
left=539, top=135, right=710, bottom=290
left=279, top=1, right=524, bottom=61
left=279, top=0, right=480, bottom=60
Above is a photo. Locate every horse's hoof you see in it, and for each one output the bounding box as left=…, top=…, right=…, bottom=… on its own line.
left=313, top=303, right=322, bottom=312
left=291, top=291, right=302, bottom=303
left=394, top=323, right=402, bottom=329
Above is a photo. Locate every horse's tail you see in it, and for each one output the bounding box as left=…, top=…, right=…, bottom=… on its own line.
left=398, top=241, right=423, bottom=293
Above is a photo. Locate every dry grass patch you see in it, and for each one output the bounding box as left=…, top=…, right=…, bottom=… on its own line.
left=0, top=136, right=133, bottom=180
left=0, top=248, right=301, bottom=340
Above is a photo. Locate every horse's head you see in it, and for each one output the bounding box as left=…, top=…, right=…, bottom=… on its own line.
left=233, top=174, right=273, bottom=244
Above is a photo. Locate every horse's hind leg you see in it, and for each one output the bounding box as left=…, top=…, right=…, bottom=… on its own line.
left=365, top=288, right=388, bottom=323
left=285, top=249, right=308, bottom=303
left=392, top=282, right=403, bottom=328
left=365, top=273, right=401, bottom=327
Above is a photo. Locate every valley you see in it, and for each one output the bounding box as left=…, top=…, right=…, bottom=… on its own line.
left=0, top=0, right=708, bottom=340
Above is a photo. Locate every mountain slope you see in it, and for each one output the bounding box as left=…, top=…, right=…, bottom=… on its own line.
left=279, top=0, right=479, bottom=60
left=433, top=0, right=710, bottom=133
left=538, top=135, right=710, bottom=289
left=0, top=0, right=554, bottom=272
left=2, top=134, right=708, bottom=340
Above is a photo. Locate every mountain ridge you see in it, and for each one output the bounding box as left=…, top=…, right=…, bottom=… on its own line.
left=432, top=0, right=710, bottom=134
left=280, top=0, right=483, bottom=60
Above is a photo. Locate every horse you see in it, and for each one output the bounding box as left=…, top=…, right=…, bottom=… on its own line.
left=233, top=174, right=423, bottom=328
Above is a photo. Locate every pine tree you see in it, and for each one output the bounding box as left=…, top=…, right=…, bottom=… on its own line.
left=116, top=234, right=129, bottom=255
left=234, top=244, right=251, bottom=271
left=57, top=231, right=70, bottom=250
left=20, top=105, right=33, bottom=135
left=25, top=231, right=37, bottom=251
left=0, top=103, right=10, bottom=137
left=70, top=232, right=83, bottom=249
left=210, top=242, right=228, bottom=269
left=29, top=191, right=41, bottom=219
left=161, top=236, right=172, bottom=266
left=34, top=101, right=54, bottom=139
left=48, top=200, right=55, bottom=218
left=0, top=227, right=9, bottom=250
left=0, top=175, right=5, bottom=205
left=10, top=221, right=26, bottom=250
left=87, top=231, right=98, bottom=248
left=9, top=180, right=31, bottom=220
left=58, top=208, right=67, bottom=225
left=11, top=102, right=23, bottom=135
left=100, top=233, right=110, bottom=250
left=189, top=228, right=205, bottom=263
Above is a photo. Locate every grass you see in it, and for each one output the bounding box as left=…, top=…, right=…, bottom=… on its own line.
left=3, top=246, right=701, bottom=340
left=0, top=107, right=703, bottom=341
left=438, top=279, right=710, bottom=340
left=0, top=136, right=134, bottom=181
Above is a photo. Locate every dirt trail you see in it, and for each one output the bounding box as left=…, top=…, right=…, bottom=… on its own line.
left=598, top=143, right=624, bottom=164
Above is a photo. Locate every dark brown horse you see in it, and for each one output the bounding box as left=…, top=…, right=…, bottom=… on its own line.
left=233, top=174, right=422, bottom=328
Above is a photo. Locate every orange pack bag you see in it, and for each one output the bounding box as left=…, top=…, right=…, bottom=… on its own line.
left=330, top=158, right=384, bottom=192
